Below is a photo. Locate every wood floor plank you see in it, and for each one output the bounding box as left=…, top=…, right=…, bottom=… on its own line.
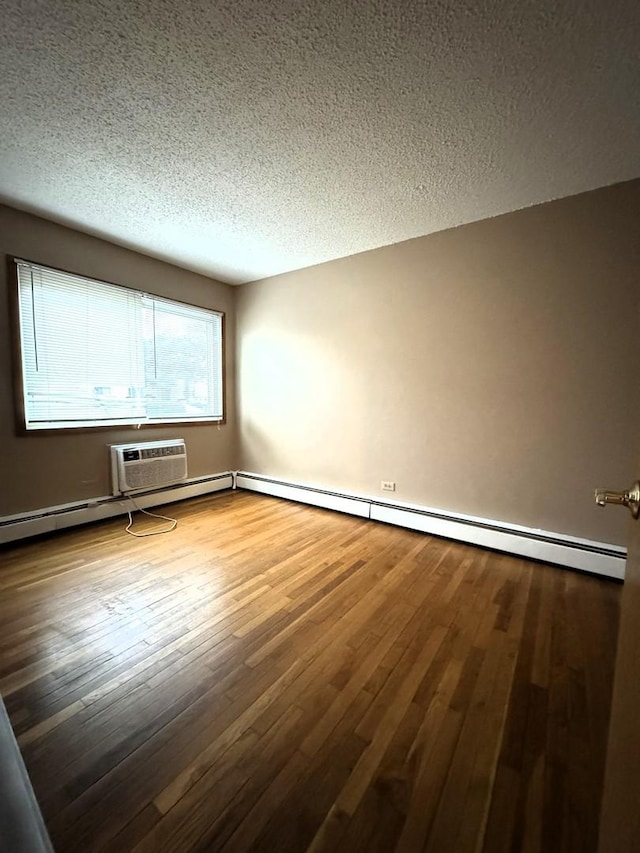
left=0, top=490, right=620, bottom=852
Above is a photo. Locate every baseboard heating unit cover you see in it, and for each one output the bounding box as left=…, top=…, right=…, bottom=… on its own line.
left=0, top=473, right=233, bottom=545
left=235, top=472, right=625, bottom=580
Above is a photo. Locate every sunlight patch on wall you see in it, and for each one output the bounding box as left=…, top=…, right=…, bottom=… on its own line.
left=239, top=328, right=364, bottom=479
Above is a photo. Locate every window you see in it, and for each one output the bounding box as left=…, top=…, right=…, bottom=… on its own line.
left=11, top=259, right=224, bottom=431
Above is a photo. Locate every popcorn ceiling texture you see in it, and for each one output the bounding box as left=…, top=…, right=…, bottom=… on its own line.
left=0, top=0, right=638, bottom=283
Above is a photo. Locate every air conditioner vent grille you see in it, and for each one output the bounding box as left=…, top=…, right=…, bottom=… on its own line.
left=110, top=439, right=187, bottom=495
left=140, top=445, right=184, bottom=459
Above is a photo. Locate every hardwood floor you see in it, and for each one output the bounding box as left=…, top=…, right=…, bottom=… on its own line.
left=0, top=491, right=620, bottom=852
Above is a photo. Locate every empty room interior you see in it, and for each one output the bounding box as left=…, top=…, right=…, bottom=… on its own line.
left=1, top=1, right=639, bottom=851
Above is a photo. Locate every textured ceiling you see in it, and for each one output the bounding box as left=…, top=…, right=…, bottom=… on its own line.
left=0, top=0, right=639, bottom=284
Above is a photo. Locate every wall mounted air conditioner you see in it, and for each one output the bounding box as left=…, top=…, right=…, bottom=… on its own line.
left=110, top=439, right=187, bottom=495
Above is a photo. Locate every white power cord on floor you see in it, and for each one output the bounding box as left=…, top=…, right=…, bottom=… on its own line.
left=124, top=494, right=178, bottom=537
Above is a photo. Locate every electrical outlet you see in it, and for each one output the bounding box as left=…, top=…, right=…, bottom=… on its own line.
left=381, top=480, right=396, bottom=492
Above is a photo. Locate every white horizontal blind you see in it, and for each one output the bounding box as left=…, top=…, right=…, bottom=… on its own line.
left=15, top=261, right=224, bottom=430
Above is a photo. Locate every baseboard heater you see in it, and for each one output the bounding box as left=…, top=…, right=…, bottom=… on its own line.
left=0, top=473, right=233, bottom=545
left=235, top=472, right=626, bottom=580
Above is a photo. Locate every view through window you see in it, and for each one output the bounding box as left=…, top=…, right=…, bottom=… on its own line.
left=13, top=260, right=224, bottom=430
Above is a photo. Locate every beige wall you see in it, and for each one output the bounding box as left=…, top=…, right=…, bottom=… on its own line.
left=0, top=205, right=237, bottom=516
left=237, top=180, right=640, bottom=546
left=2, top=182, right=637, bottom=543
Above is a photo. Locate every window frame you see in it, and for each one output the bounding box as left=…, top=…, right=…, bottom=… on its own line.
left=7, top=256, right=226, bottom=435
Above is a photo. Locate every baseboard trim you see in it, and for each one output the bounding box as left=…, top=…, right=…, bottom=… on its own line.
left=236, top=472, right=626, bottom=580
left=235, top=473, right=370, bottom=518
left=0, top=473, right=233, bottom=545
left=3, top=470, right=627, bottom=580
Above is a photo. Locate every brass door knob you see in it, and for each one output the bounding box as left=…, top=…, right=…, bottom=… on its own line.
left=594, top=482, right=640, bottom=519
